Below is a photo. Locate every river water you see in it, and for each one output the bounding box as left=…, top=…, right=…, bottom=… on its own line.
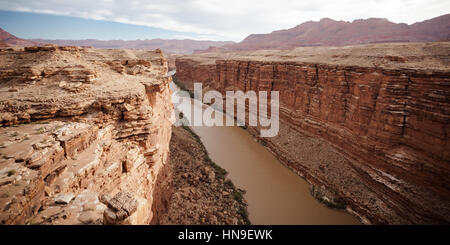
left=169, top=71, right=360, bottom=225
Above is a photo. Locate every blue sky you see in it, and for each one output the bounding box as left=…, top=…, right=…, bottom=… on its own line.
left=0, top=0, right=449, bottom=42
left=0, top=10, right=198, bottom=40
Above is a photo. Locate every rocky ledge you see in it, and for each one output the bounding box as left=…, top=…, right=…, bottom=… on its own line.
left=175, top=42, right=450, bottom=224
left=0, top=46, right=173, bottom=224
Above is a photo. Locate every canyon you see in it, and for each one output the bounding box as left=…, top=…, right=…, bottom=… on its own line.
left=0, top=38, right=448, bottom=225
left=0, top=45, right=173, bottom=224
left=174, top=42, right=450, bottom=224
left=168, top=80, right=360, bottom=224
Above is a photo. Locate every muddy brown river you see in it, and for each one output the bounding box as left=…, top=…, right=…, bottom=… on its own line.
left=170, top=72, right=360, bottom=225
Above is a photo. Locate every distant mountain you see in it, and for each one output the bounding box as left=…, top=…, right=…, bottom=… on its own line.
left=0, top=28, right=37, bottom=47
left=217, top=14, right=450, bottom=51
left=31, top=38, right=235, bottom=54
left=0, top=26, right=233, bottom=54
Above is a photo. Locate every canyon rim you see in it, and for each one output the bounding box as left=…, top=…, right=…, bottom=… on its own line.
left=0, top=3, right=449, bottom=228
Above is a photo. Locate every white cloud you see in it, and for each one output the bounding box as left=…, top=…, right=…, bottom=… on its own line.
left=0, top=0, right=448, bottom=41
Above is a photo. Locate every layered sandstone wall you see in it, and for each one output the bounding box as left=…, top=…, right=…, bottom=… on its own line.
left=0, top=46, right=173, bottom=224
left=175, top=58, right=216, bottom=91
left=175, top=42, right=450, bottom=224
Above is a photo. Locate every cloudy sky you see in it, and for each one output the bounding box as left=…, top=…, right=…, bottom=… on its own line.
left=0, top=0, right=449, bottom=41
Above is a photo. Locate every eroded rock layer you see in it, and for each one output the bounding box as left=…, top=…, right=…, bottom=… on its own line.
left=0, top=46, right=173, bottom=224
left=175, top=42, right=450, bottom=224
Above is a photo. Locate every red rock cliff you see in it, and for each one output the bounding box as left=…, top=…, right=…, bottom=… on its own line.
left=175, top=42, right=450, bottom=224
left=0, top=46, right=173, bottom=224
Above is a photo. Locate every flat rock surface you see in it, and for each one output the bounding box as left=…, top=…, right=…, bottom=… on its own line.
left=0, top=46, right=169, bottom=126
left=179, top=42, right=450, bottom=71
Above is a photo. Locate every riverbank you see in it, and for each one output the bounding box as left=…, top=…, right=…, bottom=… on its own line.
left=169, top=73, right=360, bottom=224
left=159, top=126, right=250, bottom=225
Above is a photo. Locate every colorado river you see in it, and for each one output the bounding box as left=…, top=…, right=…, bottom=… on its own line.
left=169, top=71, right=360, bottom=225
